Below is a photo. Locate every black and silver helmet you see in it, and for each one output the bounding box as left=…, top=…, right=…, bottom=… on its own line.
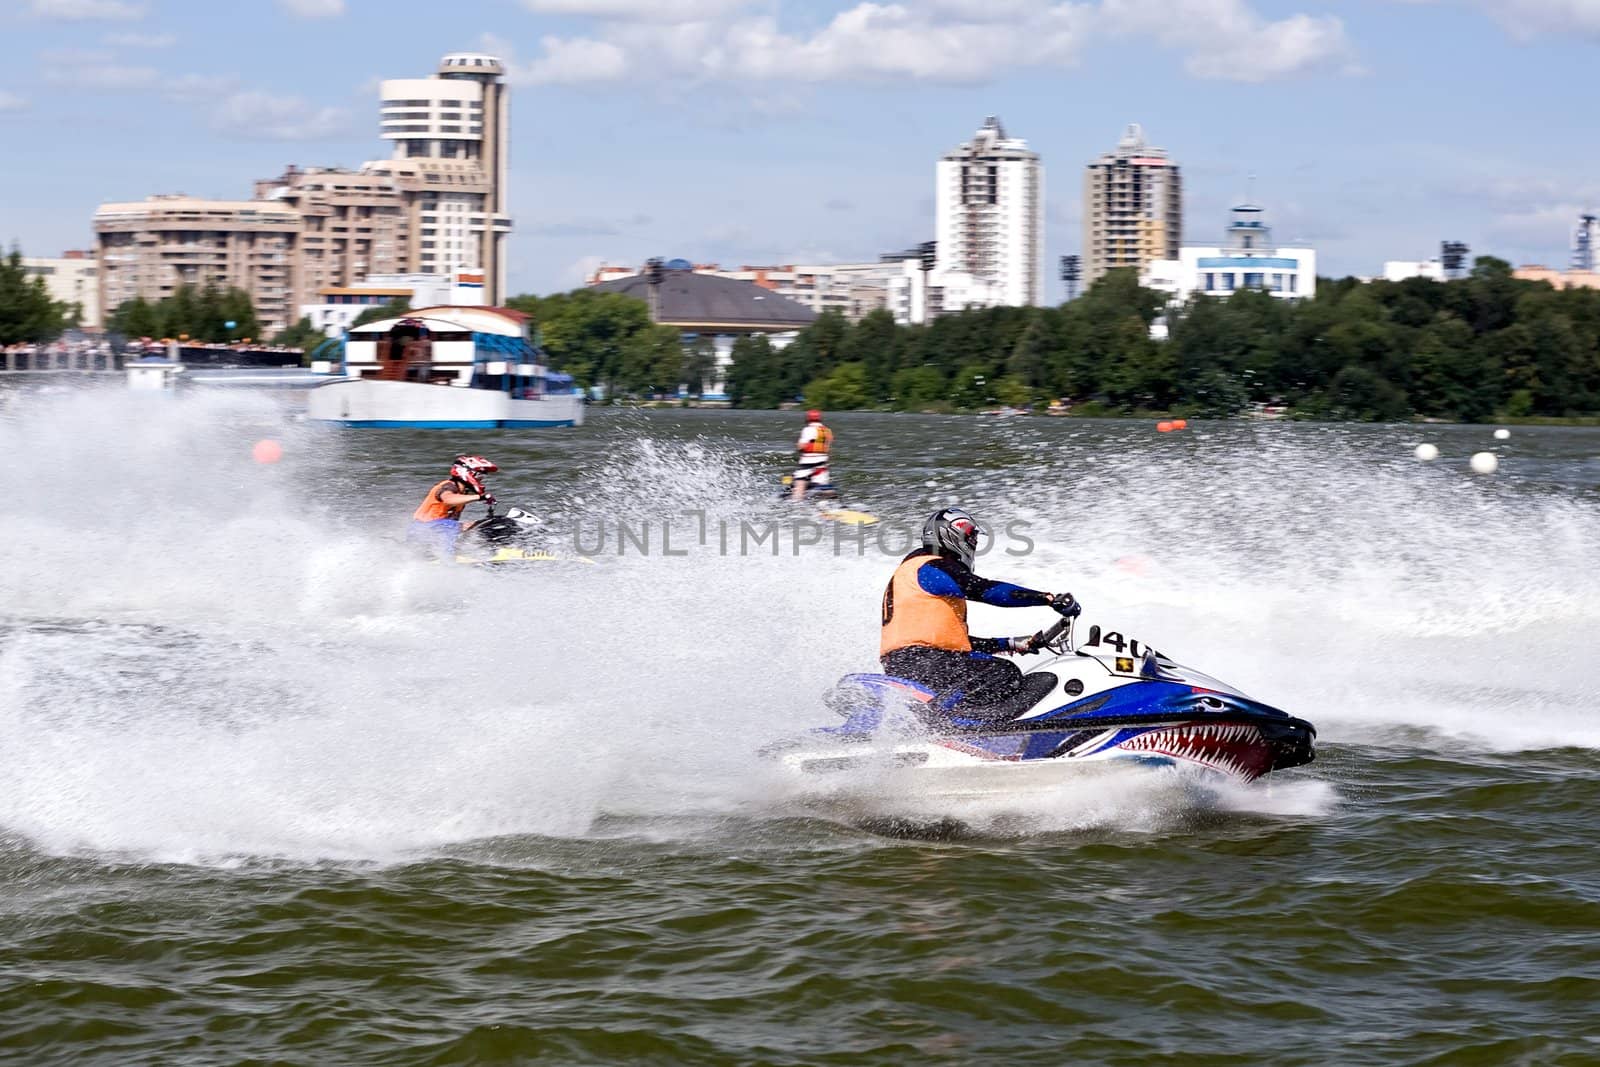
left=922, top=507, right=982, bottom=568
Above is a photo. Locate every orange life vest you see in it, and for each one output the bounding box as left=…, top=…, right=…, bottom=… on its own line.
left=880, top=551, right=970, bottom=657
left=413, top=480, right=465, bottom=522
left=799, top=424, right=833, bottom=455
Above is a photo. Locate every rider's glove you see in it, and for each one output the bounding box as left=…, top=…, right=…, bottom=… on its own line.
left=1048, top=592, right=1082, bottom=618
left=1007, top=631, right=1045, bottom=654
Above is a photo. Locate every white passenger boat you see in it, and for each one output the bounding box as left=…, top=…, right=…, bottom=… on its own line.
left=306, top=306, right=584, bottom=428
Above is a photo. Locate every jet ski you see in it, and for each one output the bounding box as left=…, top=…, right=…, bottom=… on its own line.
left=777, top=475, right=880, bottom=527
left=452, top=503, right=593, bottom=566
left=765, top=615, right=1315, bottom=802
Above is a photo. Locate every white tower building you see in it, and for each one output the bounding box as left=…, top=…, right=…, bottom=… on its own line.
left=369, top=53, right=512, bottom=303
left=934, top=116, right=1042, bottom=312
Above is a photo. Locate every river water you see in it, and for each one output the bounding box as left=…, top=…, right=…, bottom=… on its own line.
left=1, top=388, right=1597, bottom=1064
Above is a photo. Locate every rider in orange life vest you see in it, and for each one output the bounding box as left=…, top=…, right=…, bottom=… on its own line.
left=790, top=409, right=833, bottom=501
left=407, top=455, right=498, bottom=557
left=880, top=507, right=1081, bottom=713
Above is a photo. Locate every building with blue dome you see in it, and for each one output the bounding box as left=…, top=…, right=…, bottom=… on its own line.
left=1142, top=201, right=1316, bottom=305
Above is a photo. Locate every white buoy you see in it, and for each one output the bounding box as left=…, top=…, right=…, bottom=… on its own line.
left=1470, top=451, right=1499, bottom=475
left=1414, top=443, right=1440, bottom=462
left=1494, top=428, right=1511, bottom=440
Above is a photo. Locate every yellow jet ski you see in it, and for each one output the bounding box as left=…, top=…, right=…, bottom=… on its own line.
left=452, top=505, right=594, bottom=565
left=455, top=545, right=595, bottom=566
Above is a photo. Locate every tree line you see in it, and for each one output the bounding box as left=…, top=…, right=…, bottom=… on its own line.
left=107, top=284, right=262, bottom=345
left=722, top=258, right=1600, bottom=421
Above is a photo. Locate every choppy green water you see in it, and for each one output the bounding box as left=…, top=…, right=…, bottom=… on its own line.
left=2, top=395, right=1598, bottom=1063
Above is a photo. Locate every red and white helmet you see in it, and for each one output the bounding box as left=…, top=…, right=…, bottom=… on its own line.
left=806, top=409, right=823, bottom=423
left=922, top=507, right=983, bottom=568
left=450, top=454, right=498, bottom=496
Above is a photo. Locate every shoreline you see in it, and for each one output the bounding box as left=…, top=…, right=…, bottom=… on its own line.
left=603, top=401, right=1600, bottom=427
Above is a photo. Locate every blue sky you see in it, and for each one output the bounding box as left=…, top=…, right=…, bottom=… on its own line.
left=2, top=0, right=1598, bottom=301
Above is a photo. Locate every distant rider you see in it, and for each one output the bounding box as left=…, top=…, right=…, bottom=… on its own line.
left=407, top=455, right=498, bottom=558
left=790, top=409, right=833, bottom=501
left=879, top=507, right=1081, bottom=714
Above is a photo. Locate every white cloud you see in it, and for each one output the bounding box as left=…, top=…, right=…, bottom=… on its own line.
left=42, top=49, right=161, bottom=90
left=40, top=48, right=233, bottom=96
left=40, top=46, right=239, bottom=100
left=512, top=36, right=630, bottom=84
left=165, top=73, right=241, bottom=101
left=209, top=91, right=354, bottom=141
left=277, top=0, right=346, bottom=17
left=1396, top=0, right=1600, bottom=39
left=27, top=0, right=145, bottom=20
left=0, top=91, right=29, bottom=113
left=1479, top=0, right=1600, bottom=37
left=103, top=30, right=176, bottom=47
left=1100, top=0, right=1354, bottom=81
left=1444, top=174, right=1600, bottom=211
left=504, top=0, right=1354, bottom=86
left=521, top=0, right=749, bottom=19
left=1484, top=204, right=1591, bottom=257
left=564, top=255, right=611, bottom=286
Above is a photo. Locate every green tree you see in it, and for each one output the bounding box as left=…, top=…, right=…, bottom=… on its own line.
left=1007, top=311, right=1055, bottom=388
left=1327, top=364, right=1411, bottom=421
left=109, top=296, right=160, bottom=340
left=841, top=308, right=898, bottom=400
left=805, top=361, right=871, bottom=409
left=682, top=335, right=718, bottom=397
left=949, top=361, right=996, bottom=409
left=0, top=246, right=69, bottom=344
left=617, top=323, right=684, bottom=397
left=726, top=333, right=782, bottom=407
left=506, top=289, right=655, bottom=395
left=890, top=365, right=947, bottom=411
left=217, top=286, right=260, bottom=341
left=991, top=375, right=1035, bottom=408
left=272, top=316, right=327, bottom=358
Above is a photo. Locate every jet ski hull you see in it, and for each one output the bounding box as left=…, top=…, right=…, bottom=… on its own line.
left=769, top=629, right=1316, bottom=802
left=453, top=546, right=594, bottom=566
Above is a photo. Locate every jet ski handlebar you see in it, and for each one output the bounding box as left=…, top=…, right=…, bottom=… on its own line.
left=1038, top=616, right=1076, bottom=655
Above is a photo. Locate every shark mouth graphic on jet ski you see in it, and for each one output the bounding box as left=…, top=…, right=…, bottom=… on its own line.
left=1099, top=721, right=1276, bottom=781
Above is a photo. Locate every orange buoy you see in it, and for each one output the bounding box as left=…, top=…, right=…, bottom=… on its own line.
left=1156, top=421, right=1175, bottom=433
left=1173, top=418, right=1188, bottom=430
left=252, top=439, right=283, bottom=464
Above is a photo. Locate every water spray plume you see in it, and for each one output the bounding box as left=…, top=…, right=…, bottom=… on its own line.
left=1, top=397, right=1596, bottom=863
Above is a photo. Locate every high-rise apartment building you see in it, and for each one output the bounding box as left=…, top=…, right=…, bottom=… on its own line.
left=253, top=166, right=409, bottom=302
left=1083, top=124, right=1182, bottom=286
left=93, top=52, right=513, bottom=332
left=95, top=197, right=301, bottom=329
left=934, top=116, right=1042, bottom=310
